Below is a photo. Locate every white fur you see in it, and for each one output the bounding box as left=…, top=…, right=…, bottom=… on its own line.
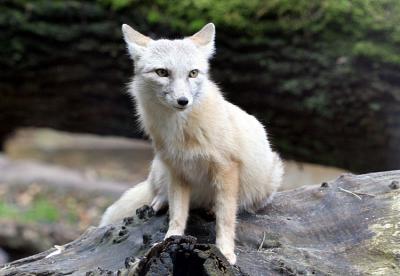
left=100, top=23, right=284, bottom=264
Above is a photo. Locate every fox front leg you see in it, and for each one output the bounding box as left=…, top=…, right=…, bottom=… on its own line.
left=165, top=173, right=191, bottom=238
left=214, top=161, right=240, bottom=265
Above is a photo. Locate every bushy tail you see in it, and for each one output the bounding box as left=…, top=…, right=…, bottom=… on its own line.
left=99, top=180, right=153, bottom=226
left=264, top=152, right=284, bottom=204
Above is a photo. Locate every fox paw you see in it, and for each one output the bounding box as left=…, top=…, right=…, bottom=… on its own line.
left=222, top=250, right=236, bottom=265
left=164, top=229, right=184, bottom=240
left=218, top=246, right=236, bottom=265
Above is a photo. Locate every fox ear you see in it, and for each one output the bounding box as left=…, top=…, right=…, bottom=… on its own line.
left=122, top=24, right=152, bottom=60
left=189, top=23, right=215, bottom=59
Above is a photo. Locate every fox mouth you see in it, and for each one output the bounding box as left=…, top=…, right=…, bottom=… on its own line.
left=174, top=106, right=186, bottom=111
left=172, top=104, right=190, bottom=111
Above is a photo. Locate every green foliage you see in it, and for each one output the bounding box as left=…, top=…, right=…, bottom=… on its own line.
left=0, top=201, right=19, bottom=219
left=96, top=0, right=400, bottom=64
left=0, top=198, right=60, bottom=223
left=98, top=0, right=135, bottom=10
left=25, top=198, right=60, bottom=222
left=4, top=0, right=400, bottom=64
left=353, top=42, right=400, bottom=65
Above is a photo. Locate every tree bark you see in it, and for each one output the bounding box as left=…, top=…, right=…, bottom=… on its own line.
left=1, top=171, right=399, bottom=275
left=1, top=1, right=399, bottom=173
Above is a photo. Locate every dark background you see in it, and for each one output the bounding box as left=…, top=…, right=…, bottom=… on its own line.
left=1, top=0, right=400, bottom=172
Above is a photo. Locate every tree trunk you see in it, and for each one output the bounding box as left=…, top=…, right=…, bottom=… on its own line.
left=1, top=1, right=400, bottom=172
left=1, top=171, right=399, bottom=275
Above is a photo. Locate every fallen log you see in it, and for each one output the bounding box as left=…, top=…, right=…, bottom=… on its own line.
left=1, top=171, right=399, bottom=275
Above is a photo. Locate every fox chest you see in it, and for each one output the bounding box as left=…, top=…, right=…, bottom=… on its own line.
left=167, top=155, right=217, bottom=207
left=163, top=152, right=213, bottom=186
left=153, top=129, right=211, bottom=181
left=151, top=123, right=220, bottom=193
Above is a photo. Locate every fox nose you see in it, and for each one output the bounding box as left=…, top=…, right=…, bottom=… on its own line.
left=177, top=97, right=189, bottom=106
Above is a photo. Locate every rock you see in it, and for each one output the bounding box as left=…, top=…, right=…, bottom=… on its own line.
left=4, top=128, right=348, bottom=190
left=0, top=220, right=79, bottom=259
left=4, top=128, right=152, bottom=183
left=0, top=154, right=128, bottom=197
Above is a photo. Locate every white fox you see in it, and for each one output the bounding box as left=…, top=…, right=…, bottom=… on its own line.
left=100, top=23, right=284, bottom=264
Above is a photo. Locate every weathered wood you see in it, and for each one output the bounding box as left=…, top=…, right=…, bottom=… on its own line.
left=1, top=171, right=399, bottom=275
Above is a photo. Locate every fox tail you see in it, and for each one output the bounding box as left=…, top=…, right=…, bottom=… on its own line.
left=99, top=180, right=153, bottom=226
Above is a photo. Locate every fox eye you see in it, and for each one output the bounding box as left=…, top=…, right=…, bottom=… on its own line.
left=155, top=69, right=169, bottom=77
left=189, top=69, right=199, bottom=78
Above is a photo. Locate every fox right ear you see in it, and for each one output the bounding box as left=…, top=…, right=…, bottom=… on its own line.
left=189, top=23, right=216, bottom=59
left=122, top=24, right=152, bottom=60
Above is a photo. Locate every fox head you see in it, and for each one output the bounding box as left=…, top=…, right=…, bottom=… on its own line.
left=122, top=23, right=215, bottom=111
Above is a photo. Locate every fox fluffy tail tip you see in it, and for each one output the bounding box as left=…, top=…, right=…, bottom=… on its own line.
left=99, top=180, right=153, bottom=227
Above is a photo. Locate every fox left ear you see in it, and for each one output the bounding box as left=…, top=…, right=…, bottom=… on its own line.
left=122, top=24, right=153, bottom=61
left=189, top=23, right=215, bottom=59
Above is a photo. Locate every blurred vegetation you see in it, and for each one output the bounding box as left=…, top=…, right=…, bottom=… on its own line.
left=3, top=0, right=400, bottom=65
left=1, top=0, right=399, bottom=171
left=97, top=0, right=400, bottom=64
left=0, top=183, right=108, bottom=226
left=0, top=198, right=60, bottom=223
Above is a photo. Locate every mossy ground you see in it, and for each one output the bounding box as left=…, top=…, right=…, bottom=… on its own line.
left=0, top=183, right=111, bottom=229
